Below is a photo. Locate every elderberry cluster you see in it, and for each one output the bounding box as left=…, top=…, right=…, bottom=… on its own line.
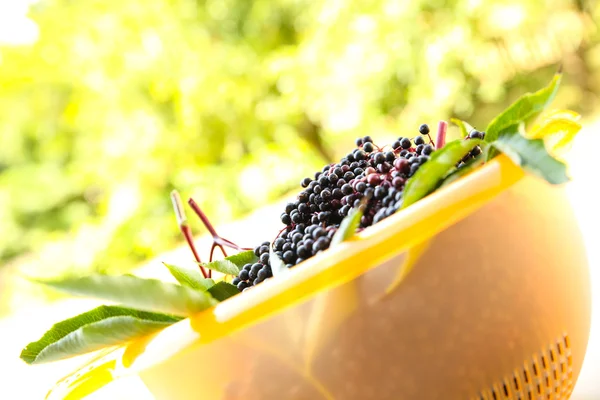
left=235, top=124, right=438, bottom=290
left=232, top=241, right=273, bottom=290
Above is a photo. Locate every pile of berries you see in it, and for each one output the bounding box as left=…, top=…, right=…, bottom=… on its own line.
left=231, top=241, right=273, bottom=290
left=234, top=124, right=439, bottom=291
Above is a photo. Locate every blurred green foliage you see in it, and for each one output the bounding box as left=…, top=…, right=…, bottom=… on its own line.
left=1, top=0, right=599, bottom=276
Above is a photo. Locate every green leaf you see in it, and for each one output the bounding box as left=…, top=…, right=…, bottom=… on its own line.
left=485, top=72, right=562, bottom=143
left=163, top=263, right=215, bottom=290
left=207, top=281, right=240, bottom=301
left=492, top=131, right=569, bottom=184
left=35, top=274, right=218, bottom=317
left=201, top=250, right=258, bottom=275
left=439, top=149, right=488, bottom=188
left=451, top=118, right=475, bottom=138
left=202, top=259, right=240, bottom=275
left=20, top=305, right=181, bottom=364
left=270, top=247, right=288, bottom=277
left=401, top=139, right=483, bottom=209
left=331, top=198, right=367, bottom=247
left=220, top=250, right=258, bottom=268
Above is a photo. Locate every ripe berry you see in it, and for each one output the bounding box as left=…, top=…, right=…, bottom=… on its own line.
left=292, top=232, right=303, bottom=243
left=355, top=137, right=363, bottom=147
left=341, top=184, right=353, bottom=195
left=260, top=253, right=270, bottom=264
left=354, top=150, right=366, bottom=161
left=251, top=263, right=263, bottom=272
left=418, top=155, right=430, bottom=164
left=285, top=203, right=295, bottom=214
left=298, top=203, right=309, bottom=214
left=401, top=137, right=412, bottom=149
left=367, top=174, right=380, bottom=186
left=363, top=135, right=373, bottom=143
left=374, top=152, right=386, bottom=164
left=319, top=211, right=331, bottom=222
left=392, top=140, right=402, bottom=150
left=237, top=281, right=249, bottom=291
left=419, top=124, right=430, bottom=135
left=392, top=177, right=404, bottom=189
left=281, top=213, right=291, bottom=224
left=319, top=202, right=331, bottom=211
left=414, top=136, right=425, bottom=145
left=257, top=269, right=268, bottom=280
left=298, top=192, right=308, bottom=203
left=356, top=182, right=367, bottom=193
left=385, top=151, right=395, bottom=162
left=374, top=186, right=387, bottom=199
left=301, top=177, right=311, bottom=188
left=312, top=227, right=326, bottom=238
left=471, top=146, right=482, bottom=156
left=313, top=237, right=329, bottom=251
left=363, top=142, right=374, bottom=153
left=239, top=270, right=250, bottom=281
left=422, top=144, right=433, bottom=155
left=232, top=277, right=241, bottom=286
left=469, top=130, right=484, bottom=139
left=409, top=163, right=420, bottom=175
left=283, top=251, right=295, bottom=263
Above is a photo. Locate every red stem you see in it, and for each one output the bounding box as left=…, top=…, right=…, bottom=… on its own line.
left=436, top=121, right=448, bottom=150
left=188, top=198, right=219, bottom=237
left=181, top=224, right=209, bottom=278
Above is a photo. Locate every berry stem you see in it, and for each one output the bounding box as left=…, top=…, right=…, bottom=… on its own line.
left=187, top=197, right=250, bottom=273
left=435, top=120, right=448, bottom=150
left=188, top=198, right=219, bottom=237
left=170, top=191, right=209, bottom=278
left=182, top=225, right=209, bottom=278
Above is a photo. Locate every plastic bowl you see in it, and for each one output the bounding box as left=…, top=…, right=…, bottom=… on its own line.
left=49, top=155, right=591, bottom=400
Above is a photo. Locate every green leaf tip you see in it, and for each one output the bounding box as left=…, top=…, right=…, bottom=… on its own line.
left=20, top=305, right=181, bottom=364
left=485, top=72, right=562, bottom=143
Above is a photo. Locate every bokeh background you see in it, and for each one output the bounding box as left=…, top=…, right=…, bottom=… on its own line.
left=0, top=0, right=599, bottom=398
